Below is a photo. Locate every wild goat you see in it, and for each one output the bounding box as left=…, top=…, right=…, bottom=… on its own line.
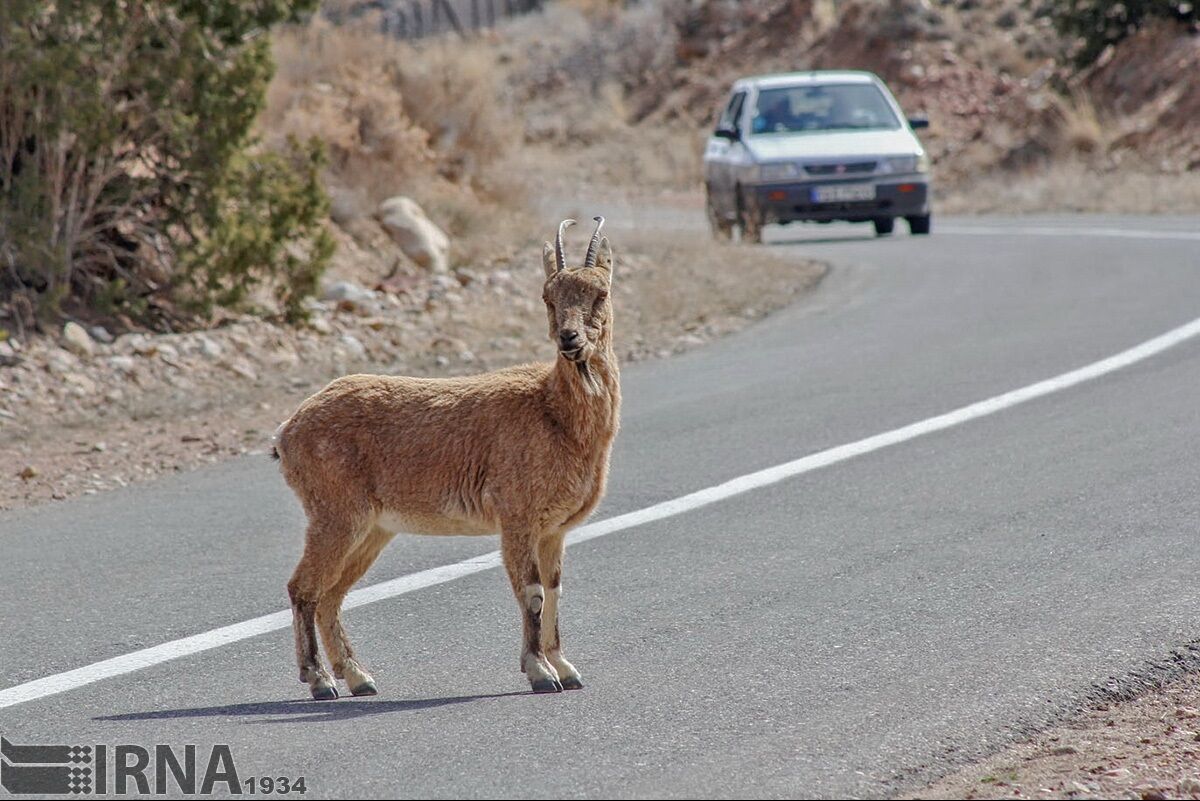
left=273, top=217, right=620, bottom=700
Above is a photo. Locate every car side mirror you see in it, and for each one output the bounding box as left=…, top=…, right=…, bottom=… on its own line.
left=908, top=115, right=930, bottom=130
left=714, top=125, right=741, bottom=142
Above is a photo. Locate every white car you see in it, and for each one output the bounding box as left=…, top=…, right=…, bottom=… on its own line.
left=703, top=70, right=932, bottom=241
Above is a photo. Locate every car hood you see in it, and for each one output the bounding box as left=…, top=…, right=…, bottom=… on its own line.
left=745, top=129, right=922, bottom=162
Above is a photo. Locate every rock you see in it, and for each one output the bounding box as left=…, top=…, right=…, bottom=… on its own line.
left=108, top=355, right=137, bottom=375
left=338, top=335, right=367, bottom=361
left=328, top=187, right=366, bottom=225
left=322, top=280, right=374, bottom=303
left=64, top=372, right=97, bottom=395
left=127, top=335, right=159, bottom=357
left=0, top=341, right=21, bottom=367
left=321, top=280, right=377, bottom=315
left=377, top=196, right=450, bottom=273
left=45, top=348, right=81, bottom=374
left=196, top=336, right=222, bottom=360
left=268, top=348, right=299, bottom=368
left=156, top=343, right=180, bottom=362
left=18, top=465, right=38, bottom=480
left=224, top=358, right=258, bottom=381
left=88, top=325, right=114, bottom=344
left=310, top=317, right=333, bottom=335
left=62, top=322, right=95, bottom=357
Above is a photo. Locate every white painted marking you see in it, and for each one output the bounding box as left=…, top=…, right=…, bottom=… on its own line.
left=940, top=225, right=1200, bottom=242
left=4, top=314, right=1200, bottom=710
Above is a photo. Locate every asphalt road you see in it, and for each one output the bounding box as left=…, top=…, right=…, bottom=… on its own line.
left=2, top=215, right=1200, bottom=798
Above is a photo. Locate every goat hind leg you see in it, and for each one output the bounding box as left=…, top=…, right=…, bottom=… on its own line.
left=317, top=525, right=392, bottom=696
left=501, top=528, right=561, bottom=693
left=288, top=518, right=357, bottom=700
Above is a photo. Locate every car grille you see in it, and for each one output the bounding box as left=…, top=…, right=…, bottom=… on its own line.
left=804, top=161, right=878, bottom=176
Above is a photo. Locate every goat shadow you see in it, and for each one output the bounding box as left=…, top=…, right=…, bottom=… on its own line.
left=94, top=691, right=528, bottom=725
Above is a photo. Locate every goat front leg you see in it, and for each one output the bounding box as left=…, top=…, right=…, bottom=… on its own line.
left=501, top=526, right=562, bottom=693
left=537, top=532, right=583, bottom=690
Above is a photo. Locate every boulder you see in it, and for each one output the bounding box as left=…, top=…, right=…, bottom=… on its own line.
left=377, top=196, right=450, bottom=273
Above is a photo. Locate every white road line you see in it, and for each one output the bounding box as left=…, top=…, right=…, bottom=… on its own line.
left=939, top=225, right=1200, bottom=242
left=4, top=314, right=1200, bottom=710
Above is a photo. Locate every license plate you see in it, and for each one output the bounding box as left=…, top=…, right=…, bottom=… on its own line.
left=811, top=183, right=875, bottom=203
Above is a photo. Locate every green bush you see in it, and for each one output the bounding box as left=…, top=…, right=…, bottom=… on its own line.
left=0, top=0, right=333, bottom=325
left=1052, top=1, right=1199, bottom=67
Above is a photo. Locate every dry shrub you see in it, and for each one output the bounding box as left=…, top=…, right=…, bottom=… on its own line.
left=264, top=19, right=532, bottom=272
left=939, top=160, right=1200, bottom=214
left=265, top=22, right=435, bottom=205
left=1057, top=92, right=1107, bottom=156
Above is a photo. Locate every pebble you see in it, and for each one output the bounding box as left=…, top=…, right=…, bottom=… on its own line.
left=339, top=335, right=367, bottom=361
left=108, top=355, right=137, bottom=375
left=18, top=465, right=38, bottom=480
left=62, top=322, right=95, bottom=357
left=89, top=325, right=114, bottom=344
left=225, top=358, right=258, bottom=381
left=196, top=336, right=222, bottom=359
left=322, top=280, right=376, bottom=309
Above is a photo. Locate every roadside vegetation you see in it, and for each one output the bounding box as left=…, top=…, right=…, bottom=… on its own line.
left=0, top=0, right=332, bottom=330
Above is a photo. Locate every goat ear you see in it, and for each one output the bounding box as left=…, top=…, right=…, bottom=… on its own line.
left=542, top=242, right=556, bottom=279
left=595, top=237, right=613, bottom=277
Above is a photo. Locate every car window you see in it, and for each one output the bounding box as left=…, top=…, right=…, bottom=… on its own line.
left=750, top=83, right=900, bottom=135
left=716, top=91, right=747, bottom=133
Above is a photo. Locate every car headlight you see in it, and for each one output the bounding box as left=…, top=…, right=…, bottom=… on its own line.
left=757, top=162, right=801, bottom=182
left=880, top=154, right=929, bottom=174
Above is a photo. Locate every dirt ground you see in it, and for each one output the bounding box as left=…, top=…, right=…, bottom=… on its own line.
left=909, top=671, right=1200, bottom=800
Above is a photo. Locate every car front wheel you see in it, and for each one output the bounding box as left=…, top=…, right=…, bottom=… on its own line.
left=907, top=214, right=932, bottom=235
left=873, top=217, right=895, bottom=236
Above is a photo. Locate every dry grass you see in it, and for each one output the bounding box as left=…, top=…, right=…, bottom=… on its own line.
left=940, top=161, right=1200, bottom=214
left=263, top=19, right=536, bottom=274
left=1058, top=92, right=1107, bottom=156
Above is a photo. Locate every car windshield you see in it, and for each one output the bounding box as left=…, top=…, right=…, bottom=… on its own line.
left=750, top=83, right=901, bottom=135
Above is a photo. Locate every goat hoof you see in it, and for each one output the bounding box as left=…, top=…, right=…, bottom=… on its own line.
left=309, top=684, right=339, bottom=701
left=531, top=678, right=563, bottom=694
left=349, top=679, right=378, bottom=697
left=560, top=676, right=584, bottom=691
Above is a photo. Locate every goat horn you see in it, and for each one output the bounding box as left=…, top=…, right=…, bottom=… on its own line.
left=555, top=219, right=575, bottom=273
left=584, top=216, right=606, bottom=270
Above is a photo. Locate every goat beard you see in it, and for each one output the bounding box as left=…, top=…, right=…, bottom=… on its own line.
left=576, top=359, right=601, bottom=396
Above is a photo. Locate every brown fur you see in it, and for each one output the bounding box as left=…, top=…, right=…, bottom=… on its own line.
left=274, top=221, right=620, bottom=698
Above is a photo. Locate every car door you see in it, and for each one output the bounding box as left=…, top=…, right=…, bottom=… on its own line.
left=705, top=89, right=748, bottom=219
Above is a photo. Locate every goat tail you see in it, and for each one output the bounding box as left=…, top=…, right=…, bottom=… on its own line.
left=270, top=422, right=286, bottom=463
